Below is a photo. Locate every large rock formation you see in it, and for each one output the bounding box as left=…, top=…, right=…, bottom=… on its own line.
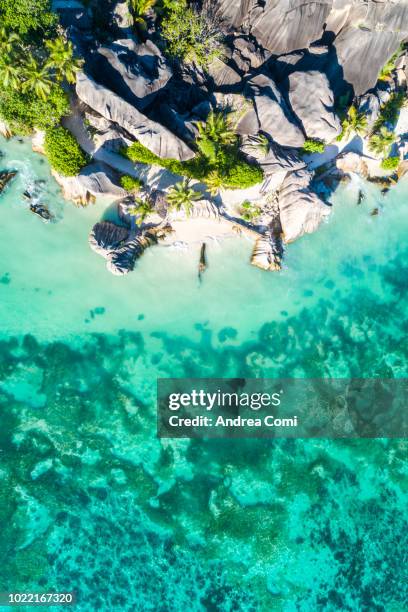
left=53, top=162, right=126, bottom=205
left=288, top=71, right=341, bottom=141
left=246, top=74, right=305, bottom=147
left=213, top=0, right=408, bottom=97
left=251, top=234, right=283, bottom=271
left=94, top=39, right=172, bottom=110
left=241, top=136, right=306, bottom=174
left=89, top=221, right=160, bottom=275
left=76, top=72, right=195, bottom=160
left=278, top=170, right=331, bottom=243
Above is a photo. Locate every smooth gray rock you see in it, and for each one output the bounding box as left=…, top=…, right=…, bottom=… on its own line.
left=214, top=0, right=332, bottom=54
left=241, top=136, right=306, bottom=175
left=97, top=39, right=172, bottom=110
left=89, top=221, right=158, bottom=275
left=207, top=57, right=242, bottom=87
left=76, top=72, right=195, bottom=160
left=332, top=1, right=408, bottom=95
left=89, top=221, right=129, bottom=257
left=54, top=162, right=126, bottom=203
left=251, top=234, right=283, bottom=271
left=278, top=169, right=331, bottom=243
left=246, top=74, right=305, bottom=147
left=288, top=71, right=341, bottom=141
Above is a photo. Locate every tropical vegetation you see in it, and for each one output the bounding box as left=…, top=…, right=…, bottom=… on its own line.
left=44, top=127, right=89, bottom=176
left=122, top=109, right=264, bottom=192
left=160, top=0, right=224, bottom=68
left=241, top=200, right=261, bottom=223
left=302, top=138, right=325, bottom=154
left=339, top=105, right=368, bottom=140
left=166, top=179, right=201, bottom=215
left=128, top=198, right=154, bottom=225
left=380, top=156, right=400, bottom=171
left=120, top=175, right=144, bottom=192
left=0, top=1, right=82, bottom=136
left=368, top=126, right=397, bottom=157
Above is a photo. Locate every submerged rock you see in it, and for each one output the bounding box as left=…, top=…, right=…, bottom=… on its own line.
left=30, top=203, right=54, bottom=223
left=0, top=170, right=17, bottom=194
left=246, top=73, right=305, bottom=147
left=278, top=169, right=331, bottom=243
left=76, top=72, right=195, bottom=161
left=288, top=71, right=341, bottom=141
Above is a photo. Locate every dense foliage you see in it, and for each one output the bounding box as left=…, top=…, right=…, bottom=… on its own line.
left=44, top=127, right=89, bottom=176
left=339, top=105, right=367, bottom=140
left=160, top=0, right=224, bottom=67
left=0, top=3, right=82, bottom=136
left=0, top=0, right=56, bottom=35
left=302, top=138, right=326, bottom=154
left=380, top=156, right=400, bottom=171
left=120, top=175, right=143, bottom=192
left=0, top=86, right=69, bottom=135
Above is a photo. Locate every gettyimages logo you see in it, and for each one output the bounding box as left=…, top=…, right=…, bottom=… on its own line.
left=157, top=378, right=408, bottom=439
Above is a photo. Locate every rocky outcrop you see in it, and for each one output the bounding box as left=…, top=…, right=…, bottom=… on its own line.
left=95, top=39, right=172, bottom=110
left=278, top=170, right=331, bottom=243
left=241, top=136, right=306, bottom=175
left=251, top=234, right=283, bottom=271
left=251, top=0, right=332, bottom=56
left=76, top=72, right=195, bottom=161
left=89, top=220, right=169, bottom=275
left=288, top=71, right=341, bottom=141
left=246, top=74, right=305, bottom=147
left=332, top=1, right=408, bottom=96
left=53, top=162, right=126, bottom=205
left=213, top=0, right=408, bottom=97
left=0, top=171, right=17, bottom=194
left=335, top=152, right=369, bottom=179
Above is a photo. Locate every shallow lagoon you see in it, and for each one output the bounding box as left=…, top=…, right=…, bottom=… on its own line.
left=0, top=137, right=407, bottom=610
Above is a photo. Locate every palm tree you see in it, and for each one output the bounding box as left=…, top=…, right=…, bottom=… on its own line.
left=128, top=198, right=154, bottom=225
left=0, top=28, right=21, bottom=55
left=341, top=105, right=368, bottom=139
left=205, top=170, right=224, bottom=196
left=45, top=38, right=83, bottom=83
left=167, top=179, right=201, bottom=216
left=368, top=127, right=397, bottom=156
left=21, top=57, right=53, bottom=100
left=196, top=111, right=236, bottom=147
left=0, top=56, right=21, bottom=90
left=129, top=0, right=156, bottom=30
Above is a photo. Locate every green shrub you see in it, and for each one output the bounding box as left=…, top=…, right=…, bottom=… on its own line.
left=373, top=92, right=405, bottom=133
left=0, top=85, right=69, bottom=135
left=381, top=156, right=400, bottom=171
left=222, top=158, right=264, bottom=189
left=44, top=127, right=89, bottom=176
left=120, top=175, right=143, bottom=192
left=302, top=138, right=325, bottom=154
left=0, top=0, right=57, bottom=35
left=123, top=141, right=162, bottom=165
left=160, top=3, right=224, bottom=67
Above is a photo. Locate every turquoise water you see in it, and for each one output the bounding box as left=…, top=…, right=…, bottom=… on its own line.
left=0, top=137, right=407, bottom=610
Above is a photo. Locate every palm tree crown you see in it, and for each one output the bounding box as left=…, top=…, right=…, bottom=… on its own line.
left=368, top=127, right=396, bottom=156
left=167, top=179, right=201, bottom=216
left=45, top=37, right=83, bottom=83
